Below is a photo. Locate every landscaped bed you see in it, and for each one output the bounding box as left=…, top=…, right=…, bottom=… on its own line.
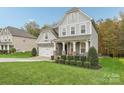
left=0, top=52, right=32, bottom=58
left=0, top=57, right=123, bottom=84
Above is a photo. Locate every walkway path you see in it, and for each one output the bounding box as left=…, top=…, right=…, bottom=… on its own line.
left=0, top=56, right=51, bottom=62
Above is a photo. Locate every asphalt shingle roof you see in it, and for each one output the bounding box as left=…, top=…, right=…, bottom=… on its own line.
left=7, top=26, right=36, bottom=39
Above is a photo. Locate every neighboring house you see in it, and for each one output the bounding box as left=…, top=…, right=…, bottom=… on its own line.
left=36, top=8, right=98, bottom=57
left=0, top=26, right=36, bottom=52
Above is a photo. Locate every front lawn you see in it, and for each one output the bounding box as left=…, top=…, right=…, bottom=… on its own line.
left=0, top=57, right=123, bottom=84
left=0, top=52, right=32, bottom=58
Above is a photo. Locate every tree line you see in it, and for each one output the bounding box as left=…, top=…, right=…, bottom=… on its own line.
left=96, top=12, right=124, bottom=57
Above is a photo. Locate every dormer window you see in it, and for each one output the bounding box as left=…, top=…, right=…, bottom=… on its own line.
left=81, top=25, right=85, bottom=34
left=62, top=28, right=66, bottom=36
left=45, top=34, right=48, bottom=39
left=71, top=26, right=75, bottom=35
left=44, top=33, right=48, bottom=41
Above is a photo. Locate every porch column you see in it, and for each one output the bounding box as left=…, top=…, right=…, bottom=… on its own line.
left=0, top=45, right=1, bottom=50
left=3, top=45, right=5, bottom=50
left=53, top=42, right=56, bottom=57
left=7, top=44, right=9, bottom=53
left=62, top=42, right=65, bottom=55
left=73, top=41, right=76, bottom=55
left=85, top=41, right=89, bottom=53
left=53, top=42, right=56, bottom=51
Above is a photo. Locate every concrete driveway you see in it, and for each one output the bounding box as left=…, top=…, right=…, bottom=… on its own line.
left=0, top=56, right=51, bottom=62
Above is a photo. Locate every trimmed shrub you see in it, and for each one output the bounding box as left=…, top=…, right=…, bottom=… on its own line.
left=74, top=55, right=80, bottom=61
left=61, top=55, right=66, bottom=60
left=2, top=50, right=8, bottom=54
left=11, top=48, right=16, bottom=53
left=67, top=56, right=74, bottom=60
left=31, top=48, right=37, bottom=56
left=55, top=57, right=60, bottom=63
left=51, top=56, right=54, bottom=60
left=76, top=60, right=82, bottom=67
left=88, top=47, right=99, bottom=67
left=59, top=59, right=65, bottom=64
left=55, top=59, right=59, bottom=63
left=80, top=56, right=86, bottom=62
left=84, top=61, right=91, bottom=68
left=65, top=60, right=70, bottom=65
left=80, top=56, right=86, bottom=66
left=70, top=60, right=76, bottom=65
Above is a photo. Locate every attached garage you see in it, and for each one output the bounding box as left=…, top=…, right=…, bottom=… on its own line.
left=36, top=27, right=57, bottom=57
left=38, top=47, right=54, bottom=57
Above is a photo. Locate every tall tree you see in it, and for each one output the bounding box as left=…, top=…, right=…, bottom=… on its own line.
left=96, top=18, right=119, bottom=57
left=118, top=12, right=124, bottom=56
left=41, top=24, right=50, bottom=29
left=24, top=21, right=40, bottom=37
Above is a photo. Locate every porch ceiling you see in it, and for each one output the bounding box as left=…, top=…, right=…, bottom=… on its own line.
left=54, top=35, right=91, bottom=42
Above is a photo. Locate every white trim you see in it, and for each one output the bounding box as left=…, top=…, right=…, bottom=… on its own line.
left=85, top=41, right=89, bottom=52
left=62, top=42, right=65, bottom=52
left=79, top=10, right=92, bottom=20
left=53, top=42, right=56, bottom=51
left=59, top=26, right=61, bottom=37
left=73, top=41, right=76, bottom=52
left=89, top=21, right=92, bottom=34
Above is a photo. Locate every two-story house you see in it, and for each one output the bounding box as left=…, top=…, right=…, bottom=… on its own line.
left=36, top=8, right=98, bottom=57
left=0, top=26, right=36, bottom=53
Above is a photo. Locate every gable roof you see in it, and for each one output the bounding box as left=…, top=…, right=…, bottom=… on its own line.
left=6, top=26, right=36, bottom=39
left=52, top=7, right=92, bottom=28
left=41, top=27, right=58, bottom=38
left=66, top=7, right=80, bottom=14
left=53, top=8, right=98, bottom=34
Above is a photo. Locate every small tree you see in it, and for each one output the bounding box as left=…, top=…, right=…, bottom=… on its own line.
left=88, top=47, right=99, bottom=67
left=32, top=48, right=37, bottom=56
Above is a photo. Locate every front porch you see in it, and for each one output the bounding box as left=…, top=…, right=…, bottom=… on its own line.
left=0, top=43, right=13, bottom=53
left=54, top=40, right=91, bottom=56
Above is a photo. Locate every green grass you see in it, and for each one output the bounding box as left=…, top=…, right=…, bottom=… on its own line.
left=0, top=52, right=32, bottom=58
left=0, top=57, right=124, bottom=84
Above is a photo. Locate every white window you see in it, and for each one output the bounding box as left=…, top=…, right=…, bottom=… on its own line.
left=81, top=25, right=85, bottom=34
left=62, top=28, right=66, bottom=36
left=80, top=42, right=85, bottom=54
left=71, top=26, right=75, bottom=35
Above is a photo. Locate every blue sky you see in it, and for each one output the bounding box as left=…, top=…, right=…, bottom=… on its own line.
left=0, top=7, right=124, bottom=28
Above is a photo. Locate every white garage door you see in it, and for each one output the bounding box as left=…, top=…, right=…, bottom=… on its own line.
left=39, top=47, right=53, bottom=57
